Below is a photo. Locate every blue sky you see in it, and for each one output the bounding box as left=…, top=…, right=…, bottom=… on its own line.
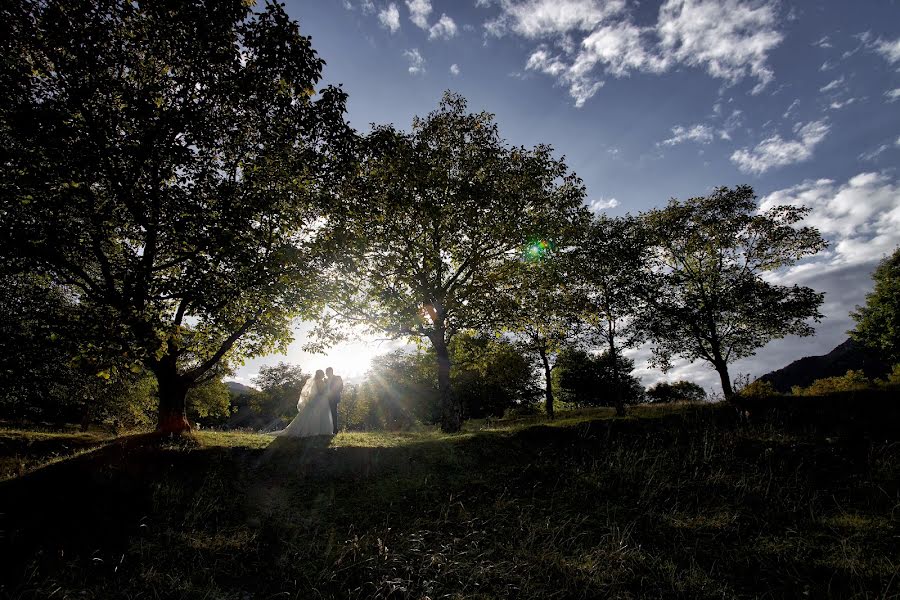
left=233, top=0, right=900, bottom=392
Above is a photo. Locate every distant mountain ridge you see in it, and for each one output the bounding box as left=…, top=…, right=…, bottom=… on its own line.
left=758, top=339, right=891, bottom=392
left=225, top=381, right=257, bottom=396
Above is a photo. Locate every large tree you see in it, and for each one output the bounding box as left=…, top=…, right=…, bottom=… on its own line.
left=850, top=246, right=900, bottom=365
left=323, top=93, right=586, bottom=432
left=502, top=239, right=589, bottom=419
left=0, top=0, right=353, bottom=431
left=576, top=214, right=651, bottom=416
left=642, top=186, right=826, bottom=397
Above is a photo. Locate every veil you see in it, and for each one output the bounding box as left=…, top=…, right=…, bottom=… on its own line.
left=297, top=377, right=318, bottom=411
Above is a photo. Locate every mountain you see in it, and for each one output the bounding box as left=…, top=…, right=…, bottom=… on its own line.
left=225, top=381, right=258, bottom=396
left=758, top=339, right=891, bottom=392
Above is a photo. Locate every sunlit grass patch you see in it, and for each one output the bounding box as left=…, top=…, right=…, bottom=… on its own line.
left=821, top=513, right=893, bottom=532
left=194, top=429, right=273, bottom=449
left=0, top=426, right=114, bottom=480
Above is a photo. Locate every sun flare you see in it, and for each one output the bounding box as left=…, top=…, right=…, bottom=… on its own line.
left=316, top=340, right=390, bottom=380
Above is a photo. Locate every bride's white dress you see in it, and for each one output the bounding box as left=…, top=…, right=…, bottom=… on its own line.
left=278, top=378, right=333, bottom=437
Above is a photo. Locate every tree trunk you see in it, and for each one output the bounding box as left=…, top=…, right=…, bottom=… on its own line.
left=609, top=339, right=625, bottom=417
left=539, top=348, right=554, bottom=420
left=434, top=337, right=460, bottom=433
left=715, top=361, right=734, bottom=399
left=154, top=360, right=192, bottom=433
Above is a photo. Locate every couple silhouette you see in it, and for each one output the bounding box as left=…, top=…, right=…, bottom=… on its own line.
left=278, top=367, right=343, bottom=437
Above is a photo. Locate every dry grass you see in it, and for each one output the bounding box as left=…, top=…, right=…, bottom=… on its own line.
left=2, top=402, right=899, bottom=599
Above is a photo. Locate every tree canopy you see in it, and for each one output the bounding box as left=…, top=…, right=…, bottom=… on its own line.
left=0, top=0, right=353, bottom=431
left=850, top=247, right=900, bottom=365
left=322, top=92, right=586, bottom=431
left=576, top=214, right=651, bottom=415
left=642, top=186, right=826, bottom=397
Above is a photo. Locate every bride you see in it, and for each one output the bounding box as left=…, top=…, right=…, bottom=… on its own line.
left=278, top=369, right=333, bottom=437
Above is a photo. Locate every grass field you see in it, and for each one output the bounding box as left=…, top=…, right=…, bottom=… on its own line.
left=2, top=402, right=899, bottom=599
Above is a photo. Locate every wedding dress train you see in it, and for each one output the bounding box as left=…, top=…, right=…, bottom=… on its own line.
left=278, top=377, right=333, bottom=437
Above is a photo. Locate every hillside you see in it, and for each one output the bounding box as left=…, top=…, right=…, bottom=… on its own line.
left=225, top=380, right=258, bottom=396
left=2, top=402, right=899, bottom=598
left=759, top=338, right=891, bottom=392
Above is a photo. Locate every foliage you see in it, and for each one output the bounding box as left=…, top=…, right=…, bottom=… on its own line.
left=577, top=214, right=652, bottom=415
left=252, top=362, right=310, bottom=423
left=647, top=380, right=709, bottom=403
left=0, top=0, right=353, bottom=431
left=0, top=273, right=160, bottom=428
left=642, top=186, right=826, bottom=397
left=553, top=348, right=644, bottom=407
left=791, top=370, right=872, bottom=396
left=323, top=92, right=587, bottom=431
left=186, top=379, right=232, bottom=424
left=339, top=351, right=437, bottom=431
left=850, top=247, right=900, bottom=364
left=501, top=232, right=590, bottom=419
left=337, top=336, right=538, bottom=431
left=737, top=379, right=780, bottom=398
left=450, top=333, right=540, bottom=419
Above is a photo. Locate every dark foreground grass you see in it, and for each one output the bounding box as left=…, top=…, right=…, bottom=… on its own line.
left=2, top=402, right=900, bottom=599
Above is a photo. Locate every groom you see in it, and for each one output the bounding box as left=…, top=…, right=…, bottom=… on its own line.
left=325, top=367, right=343, bottom=435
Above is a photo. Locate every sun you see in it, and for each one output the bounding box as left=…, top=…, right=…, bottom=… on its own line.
left=318, top=340, right=386, bottom=379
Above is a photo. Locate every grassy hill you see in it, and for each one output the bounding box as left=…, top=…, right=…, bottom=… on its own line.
left=2, top=403, right=899, bottom=599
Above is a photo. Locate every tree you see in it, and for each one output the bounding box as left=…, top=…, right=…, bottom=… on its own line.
left=252, top=362, right=310, bottom=423
left=350, top=350, right=439, bottom=430
left=450, top=333, right=539, bottom=419
left=553, top=348, right=644, bottom=407
left=646, top=380, right=707, bottom=403
left=502, top=233, right=590, bottom=419
left=324, top=93, right=586, bottom=432
left=642, top=186, right=826, bottom=398
left=850, top=247, right=900, bottom=365
left=577, top=214, right=651, bottom=416
left=0, top=0, right=353, bottom=431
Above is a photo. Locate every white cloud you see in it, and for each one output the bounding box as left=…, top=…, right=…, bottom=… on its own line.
left=657, top=0, right=782, bottom=94
left=730, top=120, right=830, bottom=175
left=660, top=124, right=715, bottom=146
left=378, top=3, right=401, bottom=33
left=783, top=98, right=800, bottom=119
left=493, top=0, right=784, bottom=106
left=403, top=48, right=426, bottom=75
left=587, top=197, right=619, bottom=212
left=819, top=76, right=845, bottom=93
left=874, top=36, right=900, bottom=64
left=885, top=88, right=900, bottom=102
left=526, top=46, right=605, bottom=107
left=449, top=63, right=460, bottom=76
left=858, top=143, right=891, bottom=162
left=429, top=14, right=458, bottom=39
left=406, top=0, right=432, bottom=29
left=759, top=172, right=900, bottom=270
left=813, top=35, right=832, bottom=48
left=578, top=22, right=668, bottom=77
left=828, top=97, right=857, bottom=110
left=484, top=0, right=626, bottom=39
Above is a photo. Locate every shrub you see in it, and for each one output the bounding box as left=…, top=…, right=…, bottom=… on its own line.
left=792, top=370, right=871, bottom=396
left=646, top=380, right=707, bottom=403
left=739, top=379, right=780, bottom=398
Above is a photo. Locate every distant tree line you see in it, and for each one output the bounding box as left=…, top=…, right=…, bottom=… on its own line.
left=3, top=0, right=895, bottom=434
